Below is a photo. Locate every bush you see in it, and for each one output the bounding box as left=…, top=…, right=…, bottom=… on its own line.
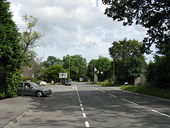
left=91, top=81, right=120, bottom=87
left=0, top=0, right=22, bottom=98
left=146, top=55, right=170, bottom=88
left=0, top=71, right=22, bottom=99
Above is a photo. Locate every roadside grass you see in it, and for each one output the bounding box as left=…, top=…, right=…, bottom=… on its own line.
left=121, top=85, right=170, bottom=99
left=91, top=82, right=120, bottom=87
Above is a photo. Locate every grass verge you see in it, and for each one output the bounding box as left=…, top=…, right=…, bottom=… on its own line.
left=121, top=85, right=170, bottom=99
left=91, top=82, right=120, bottom=87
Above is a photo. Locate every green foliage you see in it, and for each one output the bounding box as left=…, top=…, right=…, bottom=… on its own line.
left=0, top=0, right=22, bottom=98
left=109, top=39, right=146, bottom=84
left=63, top=55, right=87, bottom=81
left=43, top=56, right=63, bottom=68
left=40, top=65, right=67, bottom=83
left=5, top=71, right=22, bottom=98
left=92, top=81, right=120, bottom=87
left=87, top=59, right=97, bottom=81
left=102, top=0, right=170, bottom=55
left=121, top=85, right=170, bottom=99
left=146, top=55, right=170, bottom=88
left=87, top=56, right=112, bottom=81
left=20, top=15, right=41, bottom=65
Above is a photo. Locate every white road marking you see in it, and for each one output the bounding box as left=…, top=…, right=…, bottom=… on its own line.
left=151, top=109, right=170, bottom=118
left=95, top=88, right=103, bottom=92
left=72, top=87, right=75, bottom=89
left=94, top=85, right=170, bottom=119
left=82, top=113, right=86, bottom=118
left=75, top=85, right=90, bottom=127
left=85, top=121, right=90, bottom=127
left=98, top=90, right=105, bottom=93
left=95, top=87, right=117, bottom=98
left=122, top=98, right=140, bottom=106
left=107, top=93, right=117, bottom=98
left=81, top=107, right=84, bottom=111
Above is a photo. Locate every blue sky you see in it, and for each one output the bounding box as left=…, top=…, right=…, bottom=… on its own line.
left=9, top=0, right=153, bottom=62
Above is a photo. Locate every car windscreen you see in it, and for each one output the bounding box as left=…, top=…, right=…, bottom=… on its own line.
left=30, top=82, right=40, bottom=87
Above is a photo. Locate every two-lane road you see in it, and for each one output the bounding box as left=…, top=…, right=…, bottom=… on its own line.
left=13, top=82, right=170, bottom=128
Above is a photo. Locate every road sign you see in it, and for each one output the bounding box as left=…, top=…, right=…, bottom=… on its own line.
left=59, top=73, right=67, bottom=78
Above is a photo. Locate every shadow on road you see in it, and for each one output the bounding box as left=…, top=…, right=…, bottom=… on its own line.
left=17, top=85, right=170, bottom=128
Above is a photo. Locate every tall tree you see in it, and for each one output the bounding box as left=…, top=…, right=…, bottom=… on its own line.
left=102, top=0, right=170, bottom=55
left=0, top=0, right=22, bottom=98
left=146, top=55, right=170, bottom=88
left=43, top=56, right=63, bottom=68
left=40, top=65, right=67, bottom=83
left=87, top=59, right=97, bottom=81
left=87, top=57, right=112, bottom=82
left=109, top=39, right=146, bottom=84
left=20, top=15, right=41, bottom=64
left=63, top=55, right=87, bottom=81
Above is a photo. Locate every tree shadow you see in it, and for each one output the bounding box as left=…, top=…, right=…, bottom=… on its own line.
left=17, top=85, right=170, bottom=128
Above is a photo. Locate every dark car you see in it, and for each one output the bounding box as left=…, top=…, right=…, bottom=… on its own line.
left=65, top=80, right=71, bottom=86
left=18, top=81, right=52, bottom=97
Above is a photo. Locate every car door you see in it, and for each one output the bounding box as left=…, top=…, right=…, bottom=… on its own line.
left=18, top=83, right=25, bottom=95
left=24, top=83, right=34, bottom=96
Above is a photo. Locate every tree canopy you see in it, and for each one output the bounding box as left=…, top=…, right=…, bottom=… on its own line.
left=102, top=0, right=170, bottom=55
left=0, top=0, right=22, bottom=98
left=20, top=15, right=41, bottom=65
left=40, top=65, right=67, bottom=83
left=43, top=56, right=63, bottom=68
left=109, top=39, right=146, bottom=84
left=63, top=55, right=87, bottom=81
left=146, top=55, right=170, bottom=88
left=87, top=57, right=112, bottom=81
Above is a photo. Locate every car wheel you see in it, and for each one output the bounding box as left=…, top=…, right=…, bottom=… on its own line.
left=36, top=91, right=43, bottom=97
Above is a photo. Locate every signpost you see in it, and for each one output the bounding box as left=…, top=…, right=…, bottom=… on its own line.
left=59, top=73, right=67, bottom=78
left=59, top=73, right=67, bottom=84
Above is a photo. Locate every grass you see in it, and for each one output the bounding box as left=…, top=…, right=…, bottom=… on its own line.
left=121, top=85, right=170, bottom=99
left=91, top=82, right=120, bottom=87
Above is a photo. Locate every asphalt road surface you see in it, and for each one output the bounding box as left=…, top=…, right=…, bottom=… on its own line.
left=12, top=82, right=170, bottom=128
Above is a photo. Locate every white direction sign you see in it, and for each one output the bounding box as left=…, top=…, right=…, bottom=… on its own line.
left=59, top=73, right=67, bottom=78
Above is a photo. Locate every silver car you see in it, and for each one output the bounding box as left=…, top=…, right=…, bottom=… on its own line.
left=18, top=81, right=52, bottom=97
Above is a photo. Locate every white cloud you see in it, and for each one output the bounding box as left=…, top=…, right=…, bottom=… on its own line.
left=9, top=0, right=150, bottom=62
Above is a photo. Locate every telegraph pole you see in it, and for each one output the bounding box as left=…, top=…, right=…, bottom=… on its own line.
left=113, top=59, right=115, bottom=83
left=69, top=56, right=71, bottom=79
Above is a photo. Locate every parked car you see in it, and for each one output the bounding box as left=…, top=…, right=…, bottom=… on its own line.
left=40, top=81, right=47, bottom=86
left=18, top=81, right=52, bottom=97
left=65, top=80, right=71, bottom=86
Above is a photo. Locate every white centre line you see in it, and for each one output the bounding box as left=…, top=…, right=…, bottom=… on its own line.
left=151, top=109, right=170, bottom=118
left=82, top=113, right=87, bottom=118
left=75, top=85, right=90, bottom=127
left=85, top=121, right=90, bottom=127
left=81, top=107, right=84, bottom=111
